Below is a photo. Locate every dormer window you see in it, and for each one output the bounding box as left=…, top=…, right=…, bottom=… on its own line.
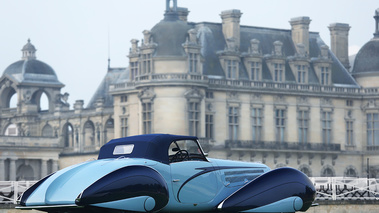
left=226, top=59, right=238, bottom=79
left=140, top=53, right=152, bottom=74
left=297, top=65, right=308, bottom=84
left=274, top=63, right=284, bottom=82
left=321, top=66, right=330, bottom=85
left=250, top=61, right=261, bottom=81
left=130, top=61, right=139, bottom=80
left=189, top=53, right=199, bottom=73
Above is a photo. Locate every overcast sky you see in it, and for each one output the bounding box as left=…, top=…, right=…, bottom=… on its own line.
left=0, top=0, right=378, bottom=107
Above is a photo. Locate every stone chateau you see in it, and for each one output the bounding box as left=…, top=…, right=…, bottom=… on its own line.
left=1, top=0, right=379, bottom=180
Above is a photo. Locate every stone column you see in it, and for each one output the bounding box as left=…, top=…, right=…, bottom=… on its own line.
left=0, top=158, right=5, bottom=181
left=41, top=159, right=48, bottom=178
left=9, top=158, right=17, bottom=181
left=52, top=160, right=59, bottom=173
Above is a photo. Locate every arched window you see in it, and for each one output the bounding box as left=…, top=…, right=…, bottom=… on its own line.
left=17, top=164, right=34, bottom=181
left=9, top=93, right=17, bottom=108
left=83, top=121, right=95, bottom=147
left=42, top=124, right=53, bottom=137
left=63, top=123, right=74, bottom=148
left=0, top=86, right=17, bottom=108
left=321, top=166, right=335, bottom=177
left=104, top=118, right=114, bottom=144
left=299, top=165, right=312, bottom=177
left=39, top=92, right=49, bottom=111
left=345, top=166, right=358, bottom=177
left=4, top=123, right=18, bottom=136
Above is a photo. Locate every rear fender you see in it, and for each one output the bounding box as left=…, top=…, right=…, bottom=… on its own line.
left=218, top=167, right=316, bottom=212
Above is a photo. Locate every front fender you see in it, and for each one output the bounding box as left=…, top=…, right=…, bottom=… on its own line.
left=75, top=165, right=169, bottom=212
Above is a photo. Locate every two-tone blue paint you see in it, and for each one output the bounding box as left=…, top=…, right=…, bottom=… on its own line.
left=18, top=134, right=316, bottom=213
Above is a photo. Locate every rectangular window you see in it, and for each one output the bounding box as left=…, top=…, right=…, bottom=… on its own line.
left=321, top=67, right=330, bottom=85
left=189, top=53, right=198, bottom=73
left=120, top=95, right=128, bottom=103
left=367, top=113, right=379, bottom=146
left=275, top=108, right=286, bottom=142
left=228, top=106, right=239, bottom=140
left=274, top=63, right=284, bottom=82
left=141, top=54, right=152, bottom=74
left=189, top=102, right=200, bottom=136
left=205, top=114, right=214, bottom=139
left=346, top=100, right=353, bottom=107
left=206, top=92, right=214, bottom=99
left=251, top=108, right=263, bottom=142
left=297, top=65, right=307, bottom=83
left=298, top=110, right=309, bottom=143
left=321, top=111, right=332, bottom=144
left=113, top=144, right=134, bottom=155
left=250, top=62, right=260, bottom=81
left=120, top=117, right=128, bottom=137
left=346, top=120, right=354, bottom=146
left=142, top=102, right=153, bottom=134
left=226, top=60, right=238, bottom=79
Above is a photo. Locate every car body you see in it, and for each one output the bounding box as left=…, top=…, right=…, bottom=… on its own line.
left=18, top=134, right=316, bottom=212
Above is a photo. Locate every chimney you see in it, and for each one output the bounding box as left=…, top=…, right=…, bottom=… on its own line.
left=289, top=17, right=311, bottom=54
left=177, top=7, right=189, bottom=22
left=74, top=100, right=84, bottom=114
left=328, top=23, right=351, bottom=70
left=220, top=9, right=242, bottom=51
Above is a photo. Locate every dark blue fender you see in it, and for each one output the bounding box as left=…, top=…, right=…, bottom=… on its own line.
left=75, top=165, right=169, bottom=212
left=218, top=167, right=316, bottom=212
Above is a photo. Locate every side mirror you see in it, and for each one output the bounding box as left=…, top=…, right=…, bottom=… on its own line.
left=172, top=147, right=180, bottom=152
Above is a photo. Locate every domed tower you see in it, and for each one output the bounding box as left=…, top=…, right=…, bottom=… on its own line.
left=0, top=39, right=66, bottom=115
left=351, top=9, right=379, bottom=87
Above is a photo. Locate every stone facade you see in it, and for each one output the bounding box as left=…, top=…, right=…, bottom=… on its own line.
left=110, top=2, right=379, bottom=178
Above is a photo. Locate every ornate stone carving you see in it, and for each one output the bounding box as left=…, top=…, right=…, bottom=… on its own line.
left=138, top=87, right=156, bottom=102
left=184, top=88, right=204, bottom=101
left=273, top=41, right=283, bottom=56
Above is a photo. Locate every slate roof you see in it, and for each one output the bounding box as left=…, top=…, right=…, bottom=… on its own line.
left=352, top=38, right=379, bottom=75
left=87, top=67, right=127, bottom=108
left=147, top=13, right=358, bottom=87
left=2, top=59, right=63, bottom=86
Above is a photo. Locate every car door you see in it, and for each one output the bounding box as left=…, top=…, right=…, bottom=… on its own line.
left=169, top=140, right=218, bottom=204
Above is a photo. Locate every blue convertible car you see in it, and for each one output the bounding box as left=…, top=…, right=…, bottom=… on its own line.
left=18, top=134, right=316, bottom=212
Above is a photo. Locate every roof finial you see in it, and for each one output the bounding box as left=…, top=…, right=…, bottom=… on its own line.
left=166, top=0, right=178, bottom=12
left=21, top=38, right=37, bottom=60
left=374, top=8, right=379, bottom=38
left=164, top=0, right=179, bottom=20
